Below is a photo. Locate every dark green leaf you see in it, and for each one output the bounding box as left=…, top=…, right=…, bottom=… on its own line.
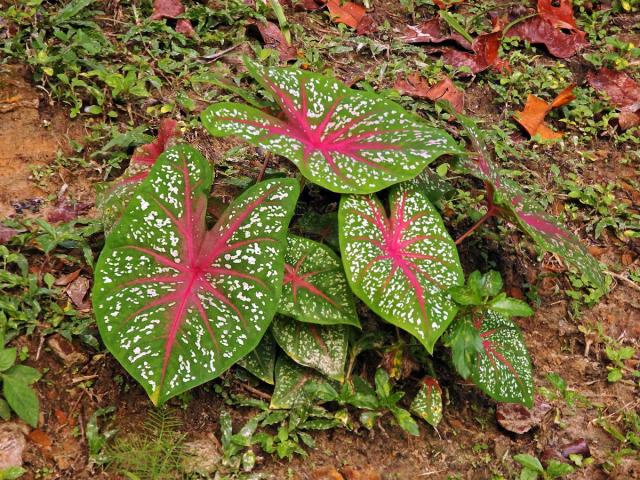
left=2, top=375, right=39, bottom=427
left=489, top=294, right=534, bottom=317
left=0, top=348, right=16, bottom=372
left=513, top=454, right=544, bottom=473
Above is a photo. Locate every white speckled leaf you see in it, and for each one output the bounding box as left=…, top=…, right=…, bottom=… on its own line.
left=470, top=311, right=534, bottom=407
left=410, top=377, right=443, bottom=428
left=93, top=145, right=300, bottom=405
left=339, top=180, right=464, bottom=353
left=201, top=59, right=462, bottom=194
left=279, top=235, right=359, bottom=327
left=270, top=355, right=330, bottom=409
left=457, top=114, right=603, bottom=286
left=272, top=315, right=348, bottom=381
left=238, top=330, right=277, bottom=385
left=497, top=178, right=604, bottom=287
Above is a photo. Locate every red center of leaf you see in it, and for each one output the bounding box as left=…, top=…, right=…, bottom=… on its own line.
left=221, top=74, right=403, bottom=181
left=283, top=257, right=338, bottom=306
left=349, top=192, right=451, bottom=326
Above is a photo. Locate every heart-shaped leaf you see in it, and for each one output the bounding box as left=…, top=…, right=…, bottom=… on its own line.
left=270, top=355, right=330, bottom=409
left=201, top=58, right=462, bottom=194
left=238, top=331, right=277, bottom=385
left=454, top=111, right=603, bottom=286
left=470, top=311, right=534, bottom=407
left=279, top=235, right=359, bottom=327
left=271, top=315, right=348, bottom=381
left=93, top=145, right=300, bottom=405
left=339, top=180, right=463, bottom=352
left=410, top=376, right=443, bottom=428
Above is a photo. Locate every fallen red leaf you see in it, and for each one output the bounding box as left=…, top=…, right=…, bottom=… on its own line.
left=402, top=17, right=472, bottom=50
left=441, top=32, right=503, bottom=75
left=587, top=68, right=640, bottom=130
left=311, top=467, right=344, bottom=480
left=395, top=73, right=464, bottom=112
left=28, top=430, right=52, bottom=449
left=0, top=225, right=21, bottom=244
left=514, top=85, right=576, bottom=140
left=175, top=19, right=195, bottom=37
left=149, top=0, right=185, bottom=20
left=247, top=20, right=297, bottom=61
left=506, top=0, right=587, bottom=58
left=356, top=14, right=377, bottom=35
left=54, top=269, right=81, bottom=287
left=560, top=438, right=590, bottom=458
left=496, top=396, right=552, bottom=434
left=326, top=0, right=365, bottom=29
left=298, top=0, right=326, bottom=10
left=538, top=0, right=578, bottom=30
left=46, top=199, right=91, bottom=223
left=66, top=276, right=91, bottom=309
left=434, top=0, right=464, bottom=8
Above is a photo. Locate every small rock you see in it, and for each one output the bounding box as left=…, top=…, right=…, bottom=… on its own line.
left=311, top=467, right=344, bottom=480
left=182, top=436, right=221, bottom=475
left=0, top=423, right=27, bottom=470
left=47, top=334, right=88, bottom=366
left=342, top=466, right=382, bottom=480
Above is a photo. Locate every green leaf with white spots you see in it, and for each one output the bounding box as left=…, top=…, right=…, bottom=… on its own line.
left=454, top=110, right=604, bottom=287
left=238, top=331, right=277, bottom=385
left=470, top=311, right=534, bottom=407
left=270, top=355, right=331, bottom=409
left=339, top=180, right=464, bottom=353
left=279, top=235, right=359, bottom=327
left=410, top=377, right=443, bottom=428
left=201, top=58, right=462, bottom=194
left=93, top=145, right=300, bottom=405
left=271, top=316, right=348, bottom=381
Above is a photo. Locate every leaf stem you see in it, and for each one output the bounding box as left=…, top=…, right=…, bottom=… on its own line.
left=455, top=184, right=498, bottom=245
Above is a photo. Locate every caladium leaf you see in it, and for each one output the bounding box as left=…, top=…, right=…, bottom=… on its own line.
left=271, top=315, right=348, bottom=381
left=410, top=376, right=443, bottom=428
left=279, top=235, right=359, bottom=327
left=453, top=111, right=604, bottom=286
left=97, top=119, right=180, bottom=235
left=201, top=58, right=462, bottom=194
left=238, top=330, right=277, bottom=385
left=270, top=355, right=330, bottom=409
left=470, top=311, right=534, bottom=407
left=339, top=180, right=464, bottom=353
left=93, top=145, right=300, bottom=405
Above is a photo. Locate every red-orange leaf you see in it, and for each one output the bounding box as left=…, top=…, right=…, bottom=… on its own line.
left=587, top=68, right=640, bottom=130
left=514, top=85, right=575, bottom=140
left=326, top=0, right=365, bottom=29
left=395, top=74, right=464, bottom=112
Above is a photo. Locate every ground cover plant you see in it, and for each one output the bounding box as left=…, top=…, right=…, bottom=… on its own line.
left=0, top=0, right=639, bottom=478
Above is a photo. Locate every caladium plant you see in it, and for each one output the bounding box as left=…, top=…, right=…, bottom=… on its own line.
left=470, top=311, right=534, bottom=407
left=339, top=180, right=464, bottom=352
left=93, top=145, right=299, bottom=404
left=201, top=58, right=462, bottom=194
left=279, top=235, right=359, bottom=327
left=270, top=355, right=330, bottom=409
left=271, top=315, right=348, bottom=381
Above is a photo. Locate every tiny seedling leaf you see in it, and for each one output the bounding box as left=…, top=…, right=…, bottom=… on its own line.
left=410, top=376, right=443, bottom=428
